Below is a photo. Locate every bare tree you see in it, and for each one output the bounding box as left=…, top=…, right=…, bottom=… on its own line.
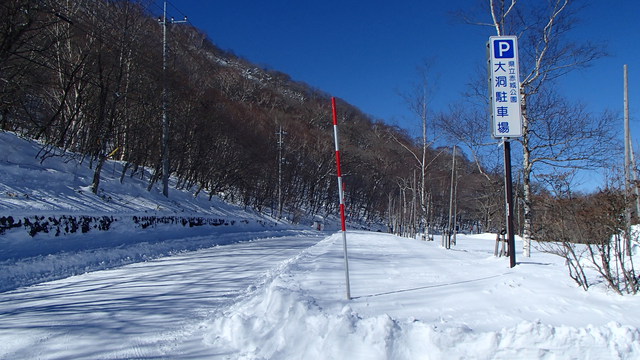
left=437, top=104, right=502, bottom=182
left=535, top=182, right=638, bottom=295
left=398, top=61, right=441, bottom=238
left=457, top=0, right=612, bottom=256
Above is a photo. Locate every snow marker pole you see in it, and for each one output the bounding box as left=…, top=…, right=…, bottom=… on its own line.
left=332, top=97, right=351, bottom=300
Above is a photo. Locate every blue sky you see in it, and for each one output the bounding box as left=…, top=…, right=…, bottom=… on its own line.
left=158, top=1, right=639, bottom=143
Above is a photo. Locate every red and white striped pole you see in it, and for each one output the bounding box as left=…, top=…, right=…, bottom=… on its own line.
left=331, top=97, right=351, bottom=300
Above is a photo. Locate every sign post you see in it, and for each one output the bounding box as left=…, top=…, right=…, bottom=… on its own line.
left=488, top=36, right=522, bottom=268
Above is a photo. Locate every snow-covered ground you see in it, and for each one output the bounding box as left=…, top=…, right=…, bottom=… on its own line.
left=211, top=232, right=640, bottom=359
left=0, top=230, right=324, bottom=359
left=1, top=131, right=640, bottom=359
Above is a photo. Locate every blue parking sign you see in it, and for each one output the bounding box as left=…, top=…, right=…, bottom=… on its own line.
left=489, top=36, right=522, bottom=138
left=493, top=39, right=515, bottom=58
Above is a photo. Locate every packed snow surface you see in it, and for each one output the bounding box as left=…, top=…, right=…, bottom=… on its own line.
left=1, top=131, right=640, bottom=359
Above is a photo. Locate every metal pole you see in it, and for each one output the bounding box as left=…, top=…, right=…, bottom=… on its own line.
left=453, top=165, right=458, bottom=246
left=624, top=64, right=632, bottom=256
left=447, top=145, right=456, bottom=249
left=625, top=65, right=630, bottom=200
left=331, top=97, right=351, bottom=300
left=504, top=140, right=517, bottom=268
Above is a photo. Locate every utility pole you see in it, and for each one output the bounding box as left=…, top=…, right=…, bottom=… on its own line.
left=624, top=65, right=639, bottom=216
left=159, top=1, right=187, bottom=197
left=625, top=65, right=630, bottom=204
left=276, top=125, right=286, bottom=219
left=624, top=64, right=634, bottom=256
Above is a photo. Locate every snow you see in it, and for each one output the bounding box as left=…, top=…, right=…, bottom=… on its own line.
left=207, top=232, right=640, bottom=359
left=1, top=131, right=640, bottom=359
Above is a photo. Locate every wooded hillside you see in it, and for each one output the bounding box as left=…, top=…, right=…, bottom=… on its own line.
left=0, top=0, right=503, bottom=233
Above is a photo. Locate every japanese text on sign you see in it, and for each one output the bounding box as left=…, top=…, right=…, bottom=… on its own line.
left=489, top=36, right=522, bottom=138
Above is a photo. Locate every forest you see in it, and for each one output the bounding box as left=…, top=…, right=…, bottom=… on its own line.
left=2, top=0, right=639, bottom=293
left=0, top=0, right=506, bottom=236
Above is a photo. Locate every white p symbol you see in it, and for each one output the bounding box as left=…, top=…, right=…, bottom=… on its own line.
left=494, top=39, right=514, bottom=58
left=498, top=42, right=511, bottom=57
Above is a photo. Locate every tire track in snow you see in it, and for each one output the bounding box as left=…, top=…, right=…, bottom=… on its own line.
left=0, top=230, right=324, bottom=359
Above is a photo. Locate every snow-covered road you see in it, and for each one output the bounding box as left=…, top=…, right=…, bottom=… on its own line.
left=2, top=230, right=640, bottom=359
left=2, top=131, right=640, bottom=360
left=0, top=231, right=324, bottom=359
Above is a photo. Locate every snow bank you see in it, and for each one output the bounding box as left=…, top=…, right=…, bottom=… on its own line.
left=209, top=274, right=640, bottom=360
left=0, top=131, right=278, bottom=219
left=207, top=232, right=640, bottom=360
left=208, top=268, right=407, bottom=359
left=0, top=131, right=301, bottom=292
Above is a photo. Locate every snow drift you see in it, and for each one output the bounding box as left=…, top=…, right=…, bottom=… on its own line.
left=205, top=232, right=640, bottom=360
